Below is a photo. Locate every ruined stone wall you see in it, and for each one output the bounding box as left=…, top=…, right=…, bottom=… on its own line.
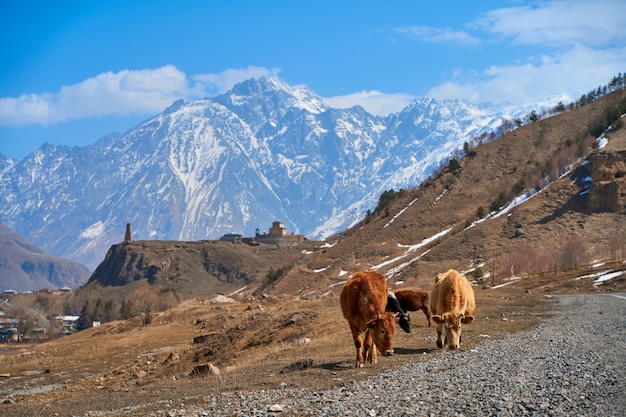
left=255, top=234, right=305, bottom=246
left=587, top=150, right=626, bottom=212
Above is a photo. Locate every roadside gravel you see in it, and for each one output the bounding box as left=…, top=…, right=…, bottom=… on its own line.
left=113, top=293, right=626, bottom=417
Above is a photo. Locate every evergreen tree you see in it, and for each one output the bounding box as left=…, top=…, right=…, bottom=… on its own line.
left=76, top=300, right=91, bottom=331
left=120, top=299, right=132, bottom=320
left=104, top=300, right=117, bottom=322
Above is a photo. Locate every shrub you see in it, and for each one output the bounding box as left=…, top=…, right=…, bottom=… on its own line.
left=489, top=192, right=507, bottom=213
left=266, top=265, right=289, bottom=285
left=374, top=189, right=404, bottom=214
left=472, top=267, right=484, bottom=280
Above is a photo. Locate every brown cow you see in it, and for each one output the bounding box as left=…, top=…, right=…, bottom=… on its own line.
left=393, top=289, right=432, bottom=327
left=430, top=269, right=475, bottom=350
left=340, top=270, right=399, bottom=367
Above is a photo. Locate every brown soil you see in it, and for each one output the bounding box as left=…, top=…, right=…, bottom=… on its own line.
left=1, top=265, right=624, bottom=416
left=2, top=89, right=625, bottom=416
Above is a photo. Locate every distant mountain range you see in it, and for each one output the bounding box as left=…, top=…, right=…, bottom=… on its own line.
left=0, top=223, right=90, bottom=292
left=0, top=76, right=567, bottom=270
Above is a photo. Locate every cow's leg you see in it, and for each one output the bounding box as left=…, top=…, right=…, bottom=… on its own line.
left=422, top=306, right=432, bottom=327
left=349, top=324, right=365, bottom=367
left=363, top=329, right=372, bottom=363
left=363, top=329, right=377, bottom=364
left=435, top=322, right=444, bottom=348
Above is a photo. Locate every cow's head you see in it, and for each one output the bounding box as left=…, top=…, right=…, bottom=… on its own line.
left=386, top=292, right=411, bottom=333
left=396, top=311, right=410, bottom=333
left=432, top=312, right=474, bottom=350
left=366, top=311, right=399, bottom=356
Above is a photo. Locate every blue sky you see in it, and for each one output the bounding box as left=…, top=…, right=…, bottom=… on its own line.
left=1, top=0, right=625, bottom=160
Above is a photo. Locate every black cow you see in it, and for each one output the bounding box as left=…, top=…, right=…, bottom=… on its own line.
left=386, top=291, right=411, bottom=333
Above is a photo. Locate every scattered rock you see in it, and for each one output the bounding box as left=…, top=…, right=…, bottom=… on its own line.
left=162, top=352, right=180, bottom=365
left=208, top=295, right=235, bottom=304
left=134, top=369, right=147, bottom=379
left=284, top=312, right=303, bottom=325
left=280, top=359, right=313, bottom=373
left=268, top=403, right=283, bottom=412
left=189, top=362, right=223, bottom=384
left=193, top=333, right=218, bottom=344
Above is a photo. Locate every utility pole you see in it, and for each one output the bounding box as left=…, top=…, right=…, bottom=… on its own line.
left=491, top=250, right=496, bottom=287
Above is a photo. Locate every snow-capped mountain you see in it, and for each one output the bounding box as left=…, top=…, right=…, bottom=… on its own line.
left=0, top=77, right=560, bottom=270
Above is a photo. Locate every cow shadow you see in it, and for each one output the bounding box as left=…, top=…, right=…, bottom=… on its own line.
left=315, top=361, right=354, bottom=372
left=314, top=347, right=435, bottom=372
left=393, top=347, right=433, bottom=355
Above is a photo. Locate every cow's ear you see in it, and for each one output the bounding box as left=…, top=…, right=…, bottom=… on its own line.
left=461, top=315, right=474, bottom=324
left=366, top=319, right=378, bottom=328
left=432, top=315, right=444, bottom=324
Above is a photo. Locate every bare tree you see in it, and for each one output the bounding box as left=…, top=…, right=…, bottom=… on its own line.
left=127, top=282, right=179, bottom=327
left=506, top=245, right=539, bottom=276
left=561, top=235, right=591, bottom=268
left=130, top=283, right=160, bottom=326
left=608, top=239, right=625, bottom=260
left=537, top=251, right=558, bottom=273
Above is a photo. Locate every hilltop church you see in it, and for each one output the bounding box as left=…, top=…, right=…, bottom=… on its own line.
left=219, top=221, right=306, bottom=246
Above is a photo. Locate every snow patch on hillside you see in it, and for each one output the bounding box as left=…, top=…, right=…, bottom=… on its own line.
left=81, top=221, right=105, bottom=239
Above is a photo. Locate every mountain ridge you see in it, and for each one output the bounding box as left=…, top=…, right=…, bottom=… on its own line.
left=0, top=222, right=90, bottom=291
left=81, top=87, right=626, bottom=299
left=0, top=76, right=569, bottom=270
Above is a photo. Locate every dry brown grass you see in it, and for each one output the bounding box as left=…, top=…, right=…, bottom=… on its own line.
left=2, top=89, right=625, bottom=416
left=2, top=264, right=624, bottom=416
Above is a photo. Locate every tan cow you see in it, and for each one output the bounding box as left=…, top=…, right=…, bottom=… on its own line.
left=340, top=270, right=399, bottom=367
left=430, top=269, right=475, bottom=350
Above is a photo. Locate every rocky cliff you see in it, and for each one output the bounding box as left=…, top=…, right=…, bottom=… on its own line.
left=587, top=149, right=626, bottom=212
left=86, top=239, right=320, bottom=298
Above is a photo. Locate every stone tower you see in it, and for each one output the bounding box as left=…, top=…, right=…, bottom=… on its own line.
left=124, top=223, right=133, bottom=242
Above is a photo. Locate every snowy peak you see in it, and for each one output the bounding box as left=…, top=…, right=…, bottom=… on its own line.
left=0, top=77, right=550, bottom=271
left=213, top=76, right=328, bottom=132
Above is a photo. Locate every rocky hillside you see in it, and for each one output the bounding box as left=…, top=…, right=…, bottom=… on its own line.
left=86, top=238, right=322, bottom=299
left=0, top=77, right=551, bottom=271
left=82, top=88, right=626, bottom=299
left=0, top=223, right=90, bottom=292
left=2, top=89, right=625, bottom=417
left=271, top=88, right=626, bottom=295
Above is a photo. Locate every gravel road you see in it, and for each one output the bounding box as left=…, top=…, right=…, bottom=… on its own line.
left=117, top=293, right=626, bottom=417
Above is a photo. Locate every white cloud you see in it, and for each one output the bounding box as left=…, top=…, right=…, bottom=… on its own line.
left=429, top=45, right=626, bottom=104
left=193, top=66, right=282, bottom=94
left=0, top=65, right=197, bottom=126
left=0, top=63, right=413, bottom=127
left=0, top=65, right=283, bottom=126
left=323, top=91, right=416, bottom=116
left=392, top=25, right=480, bottom=46
left=428, top=0, right=626, bottom=105
left=475, top=0, right=626, bottom=48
